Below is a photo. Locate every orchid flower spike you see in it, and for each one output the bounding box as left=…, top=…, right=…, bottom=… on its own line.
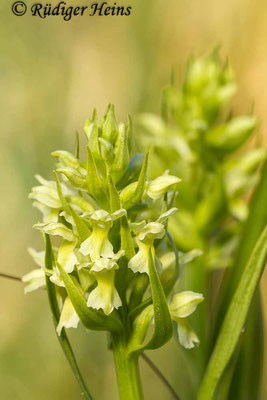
left=24, top=105, right=204, bottom=381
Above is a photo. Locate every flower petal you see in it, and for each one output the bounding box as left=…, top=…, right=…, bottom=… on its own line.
left=34, top=222, right=75, bottom=241
left=22, top=269, right=45, bottom=293
left=138, top=222, right=165, bottom=242
left=128, top=240, right=150, bottom=274
left=91, top=257, right=118, bottom=272
left=169, top=291, right=204, bottom=319
left=129, top=220, right=146, bottom=234
left=177, top=319, right=199, bottom=349
left=160, top=252, right=175, bottom=270
left=179, top=249, right=203, bottom=265
left=111, top=209, right=127, bottom=221
left=50, top=268, right=65, bottom=287
left=32, top=202, right=59, bottom=223
left=27, top=247, right=45, bottom=268
left=29, top=185, right=61, bottom=208
left=146, top=174, right=181, bottom=200
left=87, top=269, right=121, bottom=314
left=78, top=269, right=95, bottom=292
left=58, top=240, right=78, bottom=273
left=86, top=209, right=112, bottom=223
left=156, top=207, right=178, bottom=224
left=79, top=227, right=114, bottom=261
left=56, top=297, right=79, bottom=335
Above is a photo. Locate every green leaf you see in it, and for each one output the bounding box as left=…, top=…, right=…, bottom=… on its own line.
left=86, top=145, right=108, bottom=207
left=226, top=160, right=267, bottom=399
left=54, top=170, right=68, bottom=210
left=232, top=161, right=267, bottom=279
left=117, top=154, right=144, bottom=189
left=120, top=215, right=135, bottom=261
left=126, top=115, right=133, bottom=153
left=108, top=175, right=121, bottom=212
left=110, top=123, right=130, bottom=184
left=128, top=274, right=149, bottom=310
left=44, top=234, right=93, bottom=400
left=69, top=206, right=91, bottom=243
left=197, top=225, right=267, bottom=400
left=102, top=104, right=118, bottom=144
left=85, top=122, right=106, bottom=176
left=121, top=151, right=149, bottom=210
left=129, top=247, right=173, bottom=353
left=213, top=341, right=241, bottom=400
left=57, top=261, right=122, bottom=333
left=227, top=292, right=264, bottom=400
left=75, top=131, right=80, bottom=159
left=212, top=161, right=267, bottom=399
left=56, top=167, right=85, bottom=189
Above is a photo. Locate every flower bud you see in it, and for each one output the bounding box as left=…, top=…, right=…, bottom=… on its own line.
left=99, top=137, right=114, bottom=166
left=169, top=291, right=204, bottom=349
left=86, top=146, right=109, bottom=208
left=117, top=154, right=144, bottom=189
left=146, top=173, right=181, bottom=200
left=56, top=297, right=79, bottom=335
left=57, top=167, right=86, bottom=189
left=169, top=291, right=204, bottom=319
left=184, top=56, right=218, bottom=94
left=51, top=150, right=83, bottom=173
left=110, top=122, right=130, bottom=183
left=102, top=104, right=118, bottom=144
left=121, top=152, right=149, bottom=209
left=85, top=122, right=101, bottom=158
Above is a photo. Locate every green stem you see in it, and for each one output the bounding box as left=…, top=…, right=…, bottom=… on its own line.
left=112, top=333, right=144, bottom=400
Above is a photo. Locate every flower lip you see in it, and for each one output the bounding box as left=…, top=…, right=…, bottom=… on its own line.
left=90, top=250, right=125, bottom=272
left=83, top=209, right=126, bottom=224
left=138, top=222, right=165, bottom=241
left=91, top=258, right=118, bottom=272
left=156, top=207, right=178, bottom=224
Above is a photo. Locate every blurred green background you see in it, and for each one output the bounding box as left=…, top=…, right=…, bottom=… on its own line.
left=0, top=0, right=267, bottom=398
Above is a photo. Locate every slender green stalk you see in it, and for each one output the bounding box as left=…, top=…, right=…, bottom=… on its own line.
left=112, top=333, right=144, bottom=400
left=0, top=272, right=21, bottom=282
left=197, top=225, right=267, bottom=400
left=141, top=353, right=181, bottom=400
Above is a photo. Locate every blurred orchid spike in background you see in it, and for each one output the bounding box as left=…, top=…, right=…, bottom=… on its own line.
left=137, top=52, right=267, bottom=400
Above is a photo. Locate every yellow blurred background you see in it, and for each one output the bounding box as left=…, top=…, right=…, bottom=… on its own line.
left=0, top=0, right=266, bottom=398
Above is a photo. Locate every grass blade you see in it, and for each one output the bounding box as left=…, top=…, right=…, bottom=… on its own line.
left=216, top=160, right=267, bottom=398
left=197, top=225, right=267, bottom=400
